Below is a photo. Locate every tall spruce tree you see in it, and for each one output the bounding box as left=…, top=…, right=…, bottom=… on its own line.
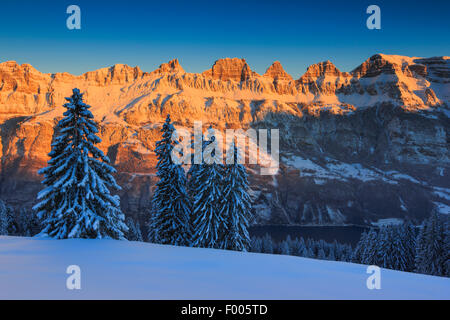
left=377, top=226, right=397, bottom=269
left=353, top=231, right=367, bottom=263
left=187, top=132, right=207, bottom=202
left=415, top=212, right=449, bottom=277
left=191, top=128, right=225, bottom=248
left=149, top=114, right=191, bottom=246
left=390, top=226, right=410, bottom=271
left=220, top=143, right=252, bottom=251
left=33, top=88, right=127, bottom=239
left=393, top=222, right=416, bottom=272
left=363, top=228, right=379, bottom=265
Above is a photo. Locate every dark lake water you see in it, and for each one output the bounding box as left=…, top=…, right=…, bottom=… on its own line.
left=249, top=225, right=371, bottom=247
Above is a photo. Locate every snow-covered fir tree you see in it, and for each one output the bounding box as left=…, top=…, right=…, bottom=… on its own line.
left=220, top=143, right=252, bottom=251
left=317, top=247, right=326, bottom=260
left=390, top=222, right=416, bottom=272
left=33, top=88, right=127, bottom=239
left=307, top=238, right=316, bottom=257
left=149, top=114, right=191, bottom=246
left=415, top=212, right=449, bottom=277
left=340, top=244, right=353, bottom=262
left=250, top=236, right=263, bottom=253
left=187, top=131, right=208, bottom=203
left=126, top=217, right=143, bottom=242
left=289, top=237, right=300, bottom=254
left=317, top=240, right=327, bottom=259
left=190, top=127, right=226, bottom=249
left=0, top=200, right=9, bottom=235
left=15, top=209, right=41, bottom=237
left=401, top=221, right=417, bottom=272
left=362, top=228, right=379, bottom=265
left=280, top=240, right=291, bottom=255
left=296, top=237, right=307, bottom=256
left=327, top=247, right=336, bottom=261
left=376, top=226, right=396, bottom=269
left=261, top=233, right=274, bottom=253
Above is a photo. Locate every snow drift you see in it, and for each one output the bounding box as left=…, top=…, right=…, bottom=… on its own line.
left=0, top=236, right=448, bottom=299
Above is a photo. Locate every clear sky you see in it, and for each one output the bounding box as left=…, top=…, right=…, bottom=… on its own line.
left=0, top=0, right=449, bottom=78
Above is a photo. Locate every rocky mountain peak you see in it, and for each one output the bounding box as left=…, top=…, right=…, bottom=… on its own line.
left=351, top=54, right=401, bottom=78
left=413, top=56, right=450, bottom=83
left=80, top=63, right=143, bottom=85
left=0, top=61, right=43, bottom=77
left=202, top=58, right=258, bottom=81
left=0, top=60, right=49, bottom=95
left=154, top=58, right=184, bottom=74
left=299, top=60, right=344, bottom=81
left=110, top=63, right=143, bottom=78
left=264, top=61, right=293, bottom=81
left=0, top=60, right=20, bottom=71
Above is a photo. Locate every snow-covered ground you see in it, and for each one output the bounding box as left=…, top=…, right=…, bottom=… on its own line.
left=0, top=236, right=448, bottom=299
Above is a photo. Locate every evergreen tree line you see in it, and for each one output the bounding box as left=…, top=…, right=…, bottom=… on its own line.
left=148, top=115, right=252, bottom=251
left=1, top=197, right=144, bottom=242
left=249, top=234, right=354, bottom=262
left=353, top=213, right=449, bottom=277
left=0, top=200, right=42, bottom=237
left=2, top=89, right=252, bottom=250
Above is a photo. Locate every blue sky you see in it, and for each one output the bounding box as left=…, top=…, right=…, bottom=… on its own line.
left=0, top=0, right=448, bottom=78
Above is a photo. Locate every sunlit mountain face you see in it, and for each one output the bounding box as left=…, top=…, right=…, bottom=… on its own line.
left=0, top=54, right=448, bottom=225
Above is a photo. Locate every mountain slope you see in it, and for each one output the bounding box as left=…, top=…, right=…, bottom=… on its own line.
left=0, top=54, right=449, bottom=225
left=0, top=236, right=449, bottom=299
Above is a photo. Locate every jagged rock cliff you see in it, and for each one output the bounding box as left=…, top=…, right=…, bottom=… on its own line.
left=0, top=54, right=449, bottom=226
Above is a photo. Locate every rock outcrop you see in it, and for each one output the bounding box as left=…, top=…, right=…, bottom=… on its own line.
left=264, top=61, right=293, bottom=81
left=202, top=58, right=258, bottom=81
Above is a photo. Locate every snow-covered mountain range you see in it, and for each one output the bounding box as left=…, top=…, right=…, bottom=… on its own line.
left=0, top=54, right=449, bottom=226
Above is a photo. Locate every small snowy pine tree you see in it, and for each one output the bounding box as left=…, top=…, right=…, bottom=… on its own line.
left=261, top=233, right=274, bottom=253
left=280, top=240, right=291, bottom=255
left=327, top=247, right=336, bottom=261
left=250, top=236, right=263, bottom=253
left=341, top=244, right=353, bottom=262
left=296, top=237, right=307, bottom=257
left=126, top=217, right=143, bottom=242
left=0, top=200, right=9, bottom=235
left=33, top=88, right=127, bottom=239
left=317, top=248, right=326, bottom=260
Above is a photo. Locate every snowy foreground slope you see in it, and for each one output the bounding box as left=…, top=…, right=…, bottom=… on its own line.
left=0, top=236, right=449, bottom=300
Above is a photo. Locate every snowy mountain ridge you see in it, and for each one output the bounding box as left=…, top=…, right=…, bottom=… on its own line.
left=0, top=54, right=448, bottom=122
